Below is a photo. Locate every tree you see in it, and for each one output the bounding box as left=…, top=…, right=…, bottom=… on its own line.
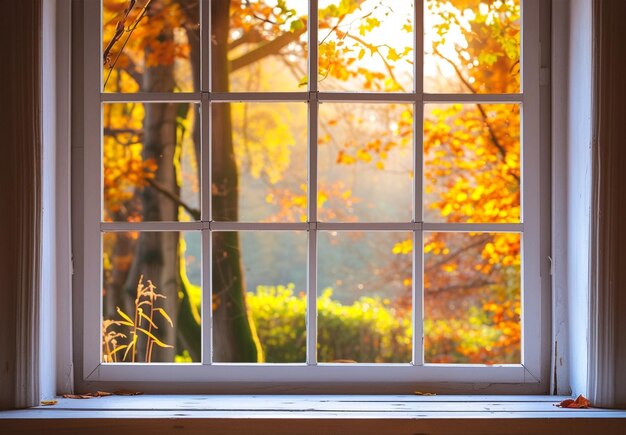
left=101, top=0, right=522, bottom=364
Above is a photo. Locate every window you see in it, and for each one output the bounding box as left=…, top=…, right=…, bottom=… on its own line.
left=80, top=0, right=544, bottom=388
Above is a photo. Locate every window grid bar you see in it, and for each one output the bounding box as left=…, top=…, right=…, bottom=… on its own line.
left=201, top=225, right=212, bottom=365
left=306, top=229, right=318, bottom=365
left=412, top=0, right=425, bottom=367
left=201, top=0, right=210, bottom=92
left=306, top=0, right=319, bottom=366
left=413, top=230, right=424, bottom=366
left=100, top=91, right=523, bottom=104
left=101, top=92, right=202, bottom=102
left=200, top=0, right=211, bottom=364
left=99, top=221, right=523, bottom=233
left=94, top=0, right=536, bottom=374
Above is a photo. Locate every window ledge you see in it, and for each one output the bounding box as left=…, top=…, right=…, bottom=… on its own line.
left=1, top=395, right=626, bottom=433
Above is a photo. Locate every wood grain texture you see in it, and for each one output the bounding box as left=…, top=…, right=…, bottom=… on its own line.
left=1, top=395, right=626, bottom=434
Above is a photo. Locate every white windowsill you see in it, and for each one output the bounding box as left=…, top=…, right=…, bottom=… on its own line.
left=1, top=395, right=626, bottom=433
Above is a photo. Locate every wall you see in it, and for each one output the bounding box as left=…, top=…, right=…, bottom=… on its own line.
left=552, top=0, right=593, bottom=396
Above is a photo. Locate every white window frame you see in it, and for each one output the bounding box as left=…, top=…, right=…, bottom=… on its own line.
left=79, top=0, right=545, bottom=389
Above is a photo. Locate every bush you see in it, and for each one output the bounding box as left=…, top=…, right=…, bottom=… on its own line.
left=247, top=285, right=412, bottom=363
left=247, top=285, right=520, bottom=364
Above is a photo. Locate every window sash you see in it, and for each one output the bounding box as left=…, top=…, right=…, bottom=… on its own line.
left=81, top=0, right=543, bottom=385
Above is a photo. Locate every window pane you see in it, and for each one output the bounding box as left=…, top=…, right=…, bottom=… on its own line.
left=103, top=103, right=200, bottom=222
left=215, top=0, right=309, bottom=92
left=211, top=102, right=308, bottom=222
left=424, top=0, right=520, bottom=93
left=424, top=232, right=521, bottom=364
left=318, top=0, right=414, bottom=92
left=424, top=104, right=520, bottom=223
left=318, top=103, right=413, bottom=222
left=102, top=231, right=202, bottom=363
left=102, top=0, right=199, bottom=93
left=317, top=231, right=412, bottom=363
left=212, top=231, right=307, bottom=363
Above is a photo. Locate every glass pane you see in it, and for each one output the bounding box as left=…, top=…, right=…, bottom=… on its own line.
left=318, top=0, right=414, bottom=92
left=317, top=231, right=412, bottom=363
left=102, top=231, right=202, bottom=363
left=424, top=104, right=520, bottom=223
left=424, top=0, right=521, bottom=93
left=102, top=0, right=199, bottom=93
left=424, top=232, right=521, bottom=364
left=213, top=0, right=309, bottom=92
left=212, top=231, right=307, bottom=363
left=211, top=102, right=308, bottom=222
left=318, top=103, right=413, bottom=222
left=103, top=103, right=200, bottom=222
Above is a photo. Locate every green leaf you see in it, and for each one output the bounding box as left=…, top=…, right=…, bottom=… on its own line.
left=290, top=19, right=304, bottom=32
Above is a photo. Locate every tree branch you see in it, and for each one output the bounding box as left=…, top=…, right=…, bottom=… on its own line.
left=426, top=279, right=497, bottom=294
left=229, top=27, right=306, bottom=73
left=434, top=48, right=520, bottom=182
left=146, top=178, right=200, bottom=220
left=424, top=234, right=492, bottom=273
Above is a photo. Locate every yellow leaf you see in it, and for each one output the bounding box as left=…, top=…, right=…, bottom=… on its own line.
left=138, top=308, right=158, bottom=329
left=123, top=334, right=137, bottom=361
left=137, top=327, right=173, bottom=348
left=110, top=344, right=128, bottom=356
left=387, top=48, right=400, bottom=62
left=155, top=308, right=173, bottom=327
left=116, top=306, right=134, bottom=326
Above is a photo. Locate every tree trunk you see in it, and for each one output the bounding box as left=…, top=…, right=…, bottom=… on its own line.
left=210, top=0, right=260, bottom=362
left=124, top=21, right=180, bottom=362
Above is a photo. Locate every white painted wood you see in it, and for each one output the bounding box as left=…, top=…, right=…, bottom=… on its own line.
left=211, top=92, right=308, bottom=102
left=83, top=363, right=530, bottom=383
left=520, top=0, right=543, bottom=383
left=316, top=222, right=418, bottom=231
left=412, top=230, right=424, bottom=365
left=422, top=223, right=523, bottom=232
left=78, top=0, right=548, bottom=391
left=2, top=396, right=626, bottom=421
left=424, top=93, right=523, bottom=103
left=100, top=222, right=204, bottom=232
left=306, top=230, right=317, bottom=365
left=210, top=222, right=308, bottom=231
left=101, top=92, right=201, bottom=102
left=54, top=0, right=74, bottom=396
left=82, top=0, right=104, bottom=379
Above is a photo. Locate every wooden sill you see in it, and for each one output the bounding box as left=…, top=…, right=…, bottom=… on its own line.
left=1, top=395, right=626, bottom=434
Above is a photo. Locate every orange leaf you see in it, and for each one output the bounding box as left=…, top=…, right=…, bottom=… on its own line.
left=114, top=390, right=143, bottom=396
left=555, top=394, right=591, bottom=409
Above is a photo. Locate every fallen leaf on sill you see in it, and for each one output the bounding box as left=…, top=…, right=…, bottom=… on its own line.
left=113, top=390, right=143, bottom=396
left=63, top=390, right=143, bottom=399
left=62, top=391, right=112, bottom=399
left=40, top=400, right=58, bottom=406
left=414, top=391, right=437, bottom=396
left=62, top=394, right=94, bottom=399
left=330, top=359, right=358, bottom=363
left=554, top=394, right=591, bottom=408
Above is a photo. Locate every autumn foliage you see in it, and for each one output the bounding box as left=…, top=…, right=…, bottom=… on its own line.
left=101, top=0, right=522, bottom=364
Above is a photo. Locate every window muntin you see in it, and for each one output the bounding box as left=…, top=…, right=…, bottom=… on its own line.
left=82, top=0, right=542, bottom=385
